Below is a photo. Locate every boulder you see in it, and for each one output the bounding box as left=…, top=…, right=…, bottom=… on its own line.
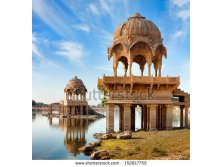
left=78, top=145, right=93, bottom=152
left=93, top=133, right=103, bottom=139
left=91, top=150, right=110, bottom=160
left=93, top=133, right=116, bottom=140
left=101, top=133, right=113, bottom=140
left=117, top=130, right=132, bottom=139
left=100, top=156, right=111, bottom=160
left=89, top=141, right=101, bottom=147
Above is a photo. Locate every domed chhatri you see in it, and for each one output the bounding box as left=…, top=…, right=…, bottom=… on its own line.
left=64, top=76, right=87, bottom=95
left=62, top=76, right=89, bottom=117
left=113, top=12, right=162, bottom=44
left=98, top=13, right=190, bottom=133
left=109, top=12, right=167, bottom=78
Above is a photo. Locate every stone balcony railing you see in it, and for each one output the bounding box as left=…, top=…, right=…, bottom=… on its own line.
left=98, top=75, right=180, bottom=90
left=98, top=75, right=179, bottom=87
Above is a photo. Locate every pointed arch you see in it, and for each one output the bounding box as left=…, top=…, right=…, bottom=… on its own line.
left=117, top=56, right=128, bottom=76
left=108, top=42, right=129, bottom=61
left=129, top=41, right=153, bottom=57
left=132, top=55, right=146, bottom=76
left=155, top=44, right=167, bottom=58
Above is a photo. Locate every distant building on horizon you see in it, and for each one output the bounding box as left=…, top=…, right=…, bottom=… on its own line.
left=61, top=76, right=89, bottom=117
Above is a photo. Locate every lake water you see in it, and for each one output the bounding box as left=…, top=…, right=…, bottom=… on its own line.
left=32, top=107, right=182, bottom=160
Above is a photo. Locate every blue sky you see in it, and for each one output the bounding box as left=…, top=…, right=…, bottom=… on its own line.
left=32, top=0, right=190, bottom=105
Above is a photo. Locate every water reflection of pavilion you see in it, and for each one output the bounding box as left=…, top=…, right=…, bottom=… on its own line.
left=48, top=117, right=94, bottom=156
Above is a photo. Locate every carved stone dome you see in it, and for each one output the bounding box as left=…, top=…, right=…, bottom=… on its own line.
left=113, top=13, right=162, bottom=43
left=64, top=76, right=87, bottom=94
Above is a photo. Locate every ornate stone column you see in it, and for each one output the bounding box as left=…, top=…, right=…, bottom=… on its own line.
left=129, top=63, right=132, bottom=77
left=106, top=103, right=115, bottom=132
left=66, top=93, right=68, bottom=100
left=80, top=106, right=83, bottom=115
left=148, top=104, right=157, bottom=130
left=155, top=68, right=157, bottom=77
left=124, top=66, right=127, bottom=77
left=128, top=52, right=132, bottom=77
left=71, top=106, right=75, bottom=116
left=148, top=63, right=151, bottom=77
left=113, top=59, right=118, bottom=77
left=63, top=106, right=66, bottom=116
left=123, top=104, right=131, bottom=131
left=140, top=66, right=144, bottom=76
left=131, top=105, right=135, bottom=131
left=166, top=104, right=173, bottom=130
left=180, top=105, right=184, bottom=128
left=67, top=106, right=71, bottom=118
left=158, top=66, right=161, bottom=77
left=113, top=54, right=117, bottom=77
left=185, top=106, right=189, bottom=128
left=86, top=106, right=88, bottom=115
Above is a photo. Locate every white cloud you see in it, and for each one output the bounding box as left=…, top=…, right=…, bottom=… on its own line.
left=32, top=0, right=74, bottom=38
left=99, top=30, right=113, bottom=47
left=56, top=41, right=85, bottom=63
left=88, top=4, right=100, bottom=15
left=32, top=34, right=61, bottom=71
left=172, top=31, right=185, bottom=39
left=170, top=0, right=189, bottom=8
left=177, top=9, right=190, bottom=20
left=98, top=0, right=129, bottom=26
left=167, top=0, right=190, bottom=43
left=168, top=0, right=190, bottom=20
left=32, top=33, right=37, bottom=43
left=73, top=24, right=90, bottom=33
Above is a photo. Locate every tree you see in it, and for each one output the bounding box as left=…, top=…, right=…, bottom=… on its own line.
left=100, top=88, right=109, bottom=107
left=32, top=100, right=36, bottom=106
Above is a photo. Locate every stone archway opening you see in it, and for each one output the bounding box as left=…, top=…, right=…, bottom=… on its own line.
left=112, top=104, right=143, bottom=132
left=132, top=105, right=142, bottom=131
left=117, top=56, right=128, bottom=76
left=132, top=55, right=147, bottom=76
left=114, top=105, right=120, bottom=132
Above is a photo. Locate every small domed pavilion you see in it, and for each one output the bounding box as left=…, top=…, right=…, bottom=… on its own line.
left=61, top=76, right=89, bottom=117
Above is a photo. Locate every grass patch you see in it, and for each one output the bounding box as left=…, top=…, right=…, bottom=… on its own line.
left=95, top=129, right=190, bottom=160
left=152, top=147, right=168, bottom=157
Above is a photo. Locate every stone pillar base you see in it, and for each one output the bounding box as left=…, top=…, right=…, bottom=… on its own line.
left=106, top=104, right=115, bottom=132
left=166, top=104, right=173, bottom=130
left=148, top=104, right=157, bottom=131
left=123, top=104, right=131, bottom=131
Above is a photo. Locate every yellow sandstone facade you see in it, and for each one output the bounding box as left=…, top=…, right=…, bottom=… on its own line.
left=98, top=13, right=190, bottom=132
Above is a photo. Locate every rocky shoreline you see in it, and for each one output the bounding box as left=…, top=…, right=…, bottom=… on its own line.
left=78, top=131, right=133, bottom=160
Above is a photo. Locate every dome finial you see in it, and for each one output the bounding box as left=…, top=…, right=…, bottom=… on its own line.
left=128, top=12, right=145, bottom=19
left=133, top=12, right=141, bottom=17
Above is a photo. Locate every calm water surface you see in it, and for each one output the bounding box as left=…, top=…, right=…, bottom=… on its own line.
left=32, top=107, right=182, bottom=160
